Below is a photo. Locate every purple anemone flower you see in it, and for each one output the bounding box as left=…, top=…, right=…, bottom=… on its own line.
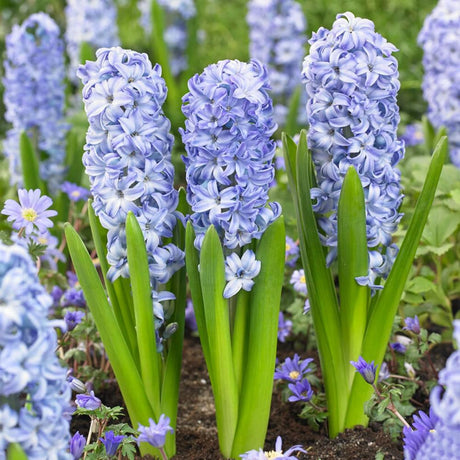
left=70, top=431, right=86, bottom=459
left=76, top=391, right=101, bottom=410
left=288, top=378, right=314, bottom=402
left=100, top=431, right=125, bottom=457
left=2, top=189, right=57, bottom=235
left=274, top=354, right=313, bottom=383
left=351, top=356, right=377, bottom=385
left=137, top=414, right=174, bottom=448
left=240, top=435, right=306, bottom=459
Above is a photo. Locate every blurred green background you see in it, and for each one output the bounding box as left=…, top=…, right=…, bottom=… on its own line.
left=0, top=0, right=438, bottom=125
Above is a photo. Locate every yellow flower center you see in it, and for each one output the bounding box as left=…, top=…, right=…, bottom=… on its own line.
left=38, top=236, right=48, bottom=245
left=285, top=243, right=291, bottom=251
left=22, top=208, right=38, bottom=222
left=71, top=190, right=81, bottom=199
left=265, top=451, right=283, bottom=459
left=289, top=370, right=300, bottom=380
left=300, top=275, right=306, bottom=284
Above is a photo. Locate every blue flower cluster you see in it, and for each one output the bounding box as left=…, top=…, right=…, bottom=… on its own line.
left=0, top=243, right=71, bottom=459
left=403, top=320, right=460, bottom=460
left=181, top=58, right=281, bottom=251
left=139, top=0, right=196, bottom=76
left=418, top=0, right=460, bottom=167
left=3, top=13, right=67, bottom=193
left=77, top=47, right=184, bottom=292
left=302, top=12, right=405, bottom=287
left=65, top=0, right=119, bottom=83
left=247, top=0, right=307, bottom=126
left=274, top=354, right=314, bottom=403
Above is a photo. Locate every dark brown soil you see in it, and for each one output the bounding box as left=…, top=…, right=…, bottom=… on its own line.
left=72, top=334, right=405, bottom=459
left=175, top=335, right=403, bottom=459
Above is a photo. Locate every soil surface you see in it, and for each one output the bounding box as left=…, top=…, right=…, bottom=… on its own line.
left=72, top=334, right=407, bottom=459
left=174, top=335, right=403, bottom=460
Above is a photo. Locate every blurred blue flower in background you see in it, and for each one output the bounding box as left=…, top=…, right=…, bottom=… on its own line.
left=3, top=13, right=68, bottom=193
left=418, top=0, right=460, bottom=167
left=247, top=0, right=307, bottom=126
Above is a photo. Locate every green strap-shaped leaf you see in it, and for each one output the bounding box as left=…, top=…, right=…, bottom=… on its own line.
left=344, top=136, right=448, bottom=426
left=87, top=203, right=139, bottom=366
left=79, top=41, right=94, bottom=64
left=200, top=226, right=238, bottom=457
left=65, top=223, right=155, bottom=429
left=20, top=131, right=41, bottom=191
left=283, top=131, right=347, bottom=437
left=337, top=167, right=369, bottom=386
left=126, top=212, right=161, bottom=416
left=231, top=217, right=285, bottom=456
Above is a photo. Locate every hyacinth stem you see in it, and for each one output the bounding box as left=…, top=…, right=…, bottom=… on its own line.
left=185, top=223, right=212, bottom=367
left=200, top=226, right=238, bottom=457
left=126, top=212, right=162, bottom=416
left=231, top=217, right=285, bottom=456
left=337, top=166, right=369, bottom=388
left=283, top=131, right=348, bottom=437
left=344, top=136, right=448, bottom=427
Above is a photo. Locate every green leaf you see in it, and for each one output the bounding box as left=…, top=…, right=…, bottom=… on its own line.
left=284, top=86, right=301, bottom=137
left=20, top=131, right=41, bottom=190
left=200, top=226, right=238, bottom=457
left=87, top=203, right=139, bottom=364
left=79, top=41, right=94, bottom=64
left=231, top=217, right=285, bottom=456
left=345, top=136, right=448, bottom=427
left=7, top=443, right=28, bottom=460
left=126, top=212, right=161, bottom=416
left=422, top=206, right=460, bottom=247
left=422, top=115, right=435, bottom=152
left=283, top=131, right=348, bottom=437
left=64, top=223, right=155, bottom=431
left=337, top=167, right=369, bottom=386
left=406, top=276, right=437, bottom=294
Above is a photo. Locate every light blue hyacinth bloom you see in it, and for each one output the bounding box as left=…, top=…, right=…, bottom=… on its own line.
left=302, top=12, right=405, bottom=288
left=78, top=47, right=184, bottom=330
left=418, top=0, right=460, bottom=167
left=65, top=0, right=120, bottom=83
left=0, top=243, right=72, bottom=459
left=403, top=320, right=460, bottom=459
left=138, top=0, right=196, bottom=76
left=247, top=0, right=307, bottom=126
left=3, top=13, right=68, bottom=193
left=181, top=58, right=281, bottom=297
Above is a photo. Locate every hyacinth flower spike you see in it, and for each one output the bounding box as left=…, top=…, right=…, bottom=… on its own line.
left=65, top=47, right=186, bottom=458
left=283, top=12, right=448, bottom=437
left=182, top=59, right=285, bottom=457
